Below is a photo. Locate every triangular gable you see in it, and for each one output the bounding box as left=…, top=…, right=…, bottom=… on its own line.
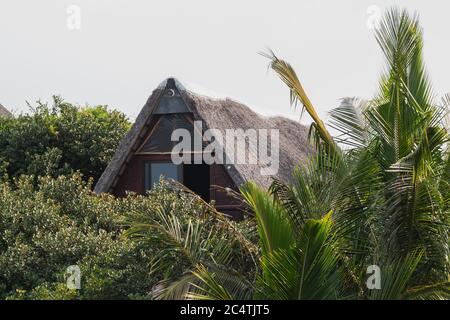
left=136, top=114, right=194, bottom=153
left=94, top=77, right=247, bottom=195
left=153, top=79, right=192, bottom=114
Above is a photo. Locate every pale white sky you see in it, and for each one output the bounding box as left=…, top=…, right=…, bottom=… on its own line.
left=1, top=0, right=449, bottom=124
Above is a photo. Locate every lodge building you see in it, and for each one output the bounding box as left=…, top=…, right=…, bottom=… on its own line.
left=94, top=78, right=313, bottom=217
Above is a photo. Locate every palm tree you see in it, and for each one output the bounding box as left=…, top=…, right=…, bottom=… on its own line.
left=123, top=181, right=258, bottom=300
left=182, top=7, right=449, bottom=300
left=125, top=8, right=449, bottom=300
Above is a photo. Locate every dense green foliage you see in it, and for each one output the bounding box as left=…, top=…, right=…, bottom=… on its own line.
left=0, top=96, right=130, bottom=183
left=0, top=175, right=256, bottom=299
left=158, top=8, right=449, bottom=300
left=124, top=184, right=258, bottom=300
left=1, top=7, right=448, bottom=301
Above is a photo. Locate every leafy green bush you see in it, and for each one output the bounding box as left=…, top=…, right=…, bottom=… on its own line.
left=0, top=96, right=130, bottom=183
left=0, top=174, right=256, bottom=300
left=0, top=174, right=147, bottom=299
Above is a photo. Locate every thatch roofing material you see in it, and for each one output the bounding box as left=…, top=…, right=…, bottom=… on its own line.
left=0, top=104, right=12, bottom=118
left=94, top=78, right=314, bottom=194
left=184, top=92, right=313, bottom=188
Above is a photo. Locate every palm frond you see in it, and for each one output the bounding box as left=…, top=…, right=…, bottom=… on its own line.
left=261, top=50, right=339, bottom=157
left=368, top=250, right=423, bottom=300
left=328, top=97, right=370, bottom=148
left=187, top=265, right=254, bottom=300
left=402, top=281, right=450, bottom=300
left=255, top=212, right=345, bottom=300
left=151, top=273, right=198, bottom=300
left=240, top=182, right=295, bottom=256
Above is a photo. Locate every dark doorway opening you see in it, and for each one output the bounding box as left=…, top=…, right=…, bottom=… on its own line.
left=184, top=163, right=210, bottom=202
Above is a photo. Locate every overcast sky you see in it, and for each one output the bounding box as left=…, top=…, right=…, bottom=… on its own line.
left=1, top=0, right=449, bottom=124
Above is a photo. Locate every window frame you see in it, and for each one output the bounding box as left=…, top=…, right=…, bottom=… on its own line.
left=144, top=161, right=184, bottom=191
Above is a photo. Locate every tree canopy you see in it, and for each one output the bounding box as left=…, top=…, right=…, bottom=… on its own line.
left=0, top=96, right=130, bottom=183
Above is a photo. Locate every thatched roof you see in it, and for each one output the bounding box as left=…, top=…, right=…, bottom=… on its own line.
left=0, top=104, right=12, bottom=118
left=94, top=78, right=314, bottom=194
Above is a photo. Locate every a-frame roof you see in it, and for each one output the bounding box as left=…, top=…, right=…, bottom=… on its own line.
left=94, top=78, right=314, bottom=194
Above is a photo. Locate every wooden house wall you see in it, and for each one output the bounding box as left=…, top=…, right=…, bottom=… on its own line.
left=112, top=155, right=243, bottom=218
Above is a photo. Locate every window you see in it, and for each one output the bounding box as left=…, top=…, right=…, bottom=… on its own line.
left=145, top=162, right=182, bottom=190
